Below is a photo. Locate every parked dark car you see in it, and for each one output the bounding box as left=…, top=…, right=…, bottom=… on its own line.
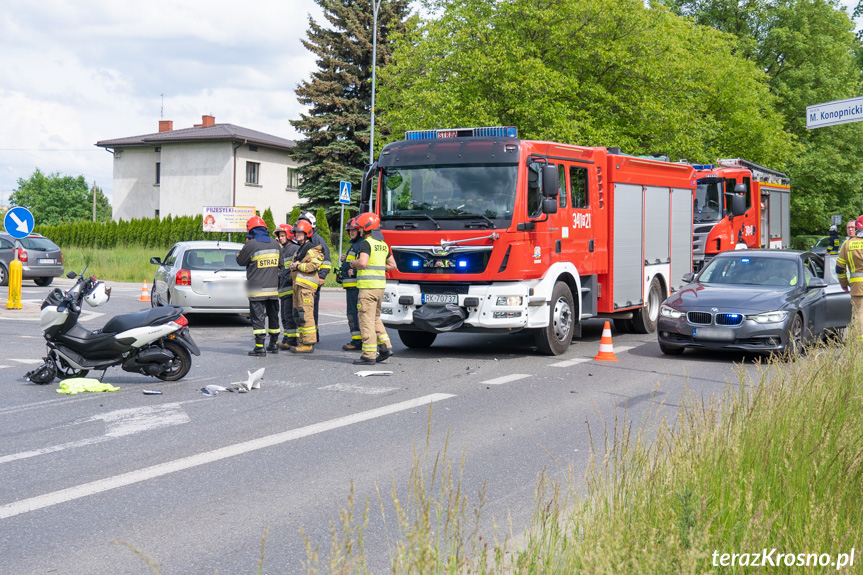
left=657, top=250, right=850, bottom=356
left=150, top=241, right=249, bottom=315
left=0, top=232, right=64, bottom=286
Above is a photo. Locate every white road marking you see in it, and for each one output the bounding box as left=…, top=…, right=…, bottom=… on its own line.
left=319, top=383, right=397, bottom=394
left=0, top=365, right=10, bottom=370
left=480, top=374, right=532, bottom=385
left=11, top=359, right=42, bottom=364
left=317, top=319, right=347, bottom=326
left=611, top=345, right=634, bottom=354
left=549, top=358, right=592, bottom=368
left=0, top=393, right=456, bottom=520
left=0, top=403, right=193, bottom=465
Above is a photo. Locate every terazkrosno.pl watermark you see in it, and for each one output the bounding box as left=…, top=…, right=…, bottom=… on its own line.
left=712, top=549, right=855, bottom=570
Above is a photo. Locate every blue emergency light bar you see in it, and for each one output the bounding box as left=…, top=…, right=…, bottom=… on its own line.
left=692, top=164, right=715, bottom=171
left=405, top=126, right=518, bottom=140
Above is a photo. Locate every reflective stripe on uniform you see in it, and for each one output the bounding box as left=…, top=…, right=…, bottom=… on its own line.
left=377, top=334, right=390, bottom=344
left=248, top=289, right=279, bottom=298
left=279, top=289, right=294, bottom=297
left=253, top=329, right=266, bottom=335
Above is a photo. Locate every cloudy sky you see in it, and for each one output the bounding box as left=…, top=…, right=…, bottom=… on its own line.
left=0, top=0, right=331, bottom=206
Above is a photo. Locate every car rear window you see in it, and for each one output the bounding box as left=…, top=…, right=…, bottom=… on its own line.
left=20, top=237, right=60, bottom=251
left=182, top=249, right=244, bottom=271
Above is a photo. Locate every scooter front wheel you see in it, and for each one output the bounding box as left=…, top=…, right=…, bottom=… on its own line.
left=56, top=356, right=89, bottom=380
left=154, top=340, right=192, bottom=381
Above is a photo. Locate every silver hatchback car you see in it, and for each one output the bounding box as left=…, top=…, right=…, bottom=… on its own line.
left=0, top=232, right=64, bottom=286
left=150, top=241, right=249, bottom=315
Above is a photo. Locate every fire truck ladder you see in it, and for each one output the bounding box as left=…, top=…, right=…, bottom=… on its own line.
left=716, top=158, right=790, bottom=185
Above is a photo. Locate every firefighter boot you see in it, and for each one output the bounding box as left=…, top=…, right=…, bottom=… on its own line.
left=291, top=344, right=314, bottom=354
left=278, top=336, right=297, bottom=350
left=376, top=344, right=394, bottom=363
left=342, top=340, right=361, bottom=351
left=248, top=337, right=267, bottom=357
left=266, top=336, right=280, bottom=354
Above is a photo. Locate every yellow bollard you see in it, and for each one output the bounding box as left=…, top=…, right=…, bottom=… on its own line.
left=6, top=259, right=23, bottom=310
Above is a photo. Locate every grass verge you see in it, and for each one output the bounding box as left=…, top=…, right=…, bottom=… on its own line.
left=61, top=246, right=341, bottom=287
left=309, top=342, right=863, bottom=574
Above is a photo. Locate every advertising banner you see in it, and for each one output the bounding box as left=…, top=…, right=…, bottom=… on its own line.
left=203, top=206, right=257, bottom=233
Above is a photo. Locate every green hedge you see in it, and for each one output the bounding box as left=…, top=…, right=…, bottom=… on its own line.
left=790, top=234, right=824, bottom=251
left=34, top=215, right=237, bottom=250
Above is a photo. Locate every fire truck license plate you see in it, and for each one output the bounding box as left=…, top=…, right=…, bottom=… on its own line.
left=422, top=294, right=458, bottom=304
left=693, top=327, right=735, bottom=341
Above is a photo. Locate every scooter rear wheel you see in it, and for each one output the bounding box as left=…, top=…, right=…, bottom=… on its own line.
left=155, top=340, right=192, bottom=381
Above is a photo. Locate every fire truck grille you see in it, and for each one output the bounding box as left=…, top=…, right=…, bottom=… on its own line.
left=419, top=284, right=470, bottom=295
left=687, top=312, right=712, bottom=325
left=715, top=313, right=744, bottom=326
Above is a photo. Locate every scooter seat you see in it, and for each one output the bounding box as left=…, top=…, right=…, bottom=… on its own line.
left=101, top=306, right=182, bottom=334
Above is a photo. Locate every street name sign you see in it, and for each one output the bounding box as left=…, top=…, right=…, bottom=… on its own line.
left=807, top=96, right=863, bottom=129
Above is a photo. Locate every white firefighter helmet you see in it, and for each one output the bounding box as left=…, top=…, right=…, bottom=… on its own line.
left=299, top=211, right=317, bottom=230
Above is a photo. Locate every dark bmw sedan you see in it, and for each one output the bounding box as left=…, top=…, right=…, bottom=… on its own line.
left=657, top=250, right=850, bottom=356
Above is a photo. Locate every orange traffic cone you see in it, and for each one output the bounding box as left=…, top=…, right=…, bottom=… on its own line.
left=593, top=320, right=618, bottom=361
left=138, top=280, right=151, bottom=303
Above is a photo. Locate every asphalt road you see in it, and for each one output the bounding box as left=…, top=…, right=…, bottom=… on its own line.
left=0, top=278, right=760, bottom=574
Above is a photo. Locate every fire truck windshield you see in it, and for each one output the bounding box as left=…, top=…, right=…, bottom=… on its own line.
left=694, top=181, right=723, bottom=223
left=380, top=164, right=517, bottom=224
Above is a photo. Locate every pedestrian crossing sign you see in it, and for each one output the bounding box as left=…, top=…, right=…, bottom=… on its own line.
left=339, top=181, right=351, bottom=204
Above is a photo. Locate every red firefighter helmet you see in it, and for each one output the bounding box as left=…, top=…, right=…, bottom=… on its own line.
left=856, top=215, right=863, bottom=233
left=345, top=217, right=359, bottom=231
left=292, top=219, right=314, bottom=238
left=246, top=215, right=267, bottom=231
left=274, top=223, right=293, bottom=238
left=355, top=212, right=380, bottom=233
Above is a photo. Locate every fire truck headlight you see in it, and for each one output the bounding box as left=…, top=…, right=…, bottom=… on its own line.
left=496, top=296, right=523, bottom=306
left=660, top=305, right=685, bottom=319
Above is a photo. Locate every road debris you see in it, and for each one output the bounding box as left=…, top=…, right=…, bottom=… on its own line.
left=355, top=371, right=393, bottom=377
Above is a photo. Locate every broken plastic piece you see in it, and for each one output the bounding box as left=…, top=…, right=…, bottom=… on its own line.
left=355, top=371, right=394, bottom=377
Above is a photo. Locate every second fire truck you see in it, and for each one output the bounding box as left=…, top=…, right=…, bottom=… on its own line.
left=358, top=127, right=696, bottom=355
left=692, top=158, right=791, bottom=270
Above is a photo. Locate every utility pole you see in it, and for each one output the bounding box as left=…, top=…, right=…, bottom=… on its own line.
left=92, top=182, right=97, bottom=222
left=369, top=0, right=382, bottom=164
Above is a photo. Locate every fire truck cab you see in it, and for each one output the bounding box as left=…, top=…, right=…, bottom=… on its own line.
left=359, top=127, right=695, bottom=355
left=692, top=158, right=791, bottom=271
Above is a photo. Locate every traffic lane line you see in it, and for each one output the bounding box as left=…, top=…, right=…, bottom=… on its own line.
left=0, top=392, right=456, bottom=520
left=480, top=374, right=532, bottom=385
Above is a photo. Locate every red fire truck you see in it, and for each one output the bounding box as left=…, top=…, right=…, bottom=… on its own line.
left=358, top=127, right=696, bottom=355
left=692, top=158, right=791, bottom=270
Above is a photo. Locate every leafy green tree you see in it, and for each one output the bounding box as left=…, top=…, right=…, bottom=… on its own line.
left=291, top=0, right=411, bottom=227
left=664, top=0, right=863, bottom=233
left=262, top=207, right=276, bottom=233
left=315, top=206, right=332, bottom=245
left=10, top=169, right=95, bottom=226
left=379, top=0, right=792, bottom=168
left=86, top=184, right=112, bottom=222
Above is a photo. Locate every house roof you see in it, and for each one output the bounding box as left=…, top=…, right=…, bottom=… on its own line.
left=95, top=124, right=296, bottom=151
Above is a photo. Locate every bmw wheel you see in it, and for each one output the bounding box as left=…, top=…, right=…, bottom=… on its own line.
left=785, top=313, right=804, bottom=358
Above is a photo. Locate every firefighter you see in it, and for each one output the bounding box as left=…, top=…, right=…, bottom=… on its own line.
left=289, top=219, right=323, bottom=353
left=349, top=212, right=397, bottom=365
left=828, top=225, right=841, bottom=255
left=845, top=220, right=856, bottom=244
left=274, top=223, right=299, bottom=350
left=236, top=216, right=281, bottom=356
left=298, top=211, right=332, bottom=343
left=836, top=215, right=863, bottom=336
left=339, top=217, right=363, bottom=351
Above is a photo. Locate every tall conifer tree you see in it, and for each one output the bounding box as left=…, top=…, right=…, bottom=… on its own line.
left=291, top=0, right=410, bottom=225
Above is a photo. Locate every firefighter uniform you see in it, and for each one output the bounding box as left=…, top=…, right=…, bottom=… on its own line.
left=309, top=231, right=331, bottom=342
left=340, top=232, right=363, bottom=350
left=278, top=239, right=300, bottom=349
left=236, top=232, right=281, bottom=355
left=836, top=236, right=863, bottom=335
left=291, top=241, right=324, bottom=349
left=355, top=236, right=393, bottom=362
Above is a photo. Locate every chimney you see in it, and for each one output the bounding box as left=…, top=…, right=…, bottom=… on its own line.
left=159, top=120, right=173, bottom=132
left=201, top=114, right=215, bottom=128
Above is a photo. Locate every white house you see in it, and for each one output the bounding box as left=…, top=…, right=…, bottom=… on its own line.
left=96, top=115, right=302, bottom=223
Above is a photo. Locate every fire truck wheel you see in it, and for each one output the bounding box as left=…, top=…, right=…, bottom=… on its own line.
left=398, top=330, right=437, bottom=349
left=631, top=276, right=664, bottom=334
left=534, top=281, right=575, bottom=356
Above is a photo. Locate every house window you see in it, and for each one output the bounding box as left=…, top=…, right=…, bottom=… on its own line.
left=246, top=161, right=260, bottom=185
left=287, top=168, right=301, bottom=189
left=155, top=162, right=161, bottom=185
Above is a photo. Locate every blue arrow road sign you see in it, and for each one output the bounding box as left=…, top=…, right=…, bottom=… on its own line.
left=4, top=207, right=35, bottom=239
left=339, top=181, right=352, bottom=205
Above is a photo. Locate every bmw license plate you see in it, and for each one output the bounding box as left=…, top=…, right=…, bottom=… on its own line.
left=421, top=294, right=458, bottom=304
left=693, top=327, right=735, bottom=341
left=38, top=258, right=55, bottom=264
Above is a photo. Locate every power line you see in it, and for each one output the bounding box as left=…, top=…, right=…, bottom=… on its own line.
left=0, top=148, right=103, bottom=152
